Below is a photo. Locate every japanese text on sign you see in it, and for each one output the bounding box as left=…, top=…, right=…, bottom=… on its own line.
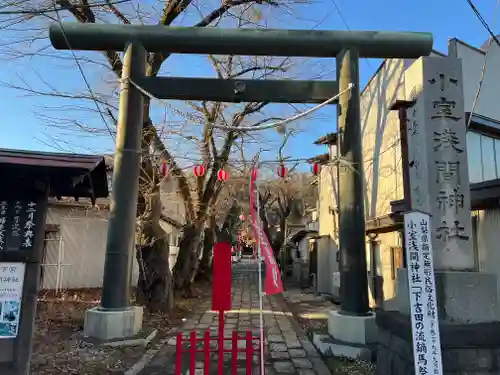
left=22, top=202, right=36, bottom=249
left=404, top=57, right=473, bottom=270
left=428, top=71, right=470, bottom=251
left=0, top=202, right=7, bottom=251
left=404, top=211, right=443, bottom=375
left=0, top=200, right=38, bottom=251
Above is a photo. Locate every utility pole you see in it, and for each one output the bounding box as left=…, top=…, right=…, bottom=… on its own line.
left=336, top=49, right=369, bottom=316
left=100, top=42, right=146, bottom=311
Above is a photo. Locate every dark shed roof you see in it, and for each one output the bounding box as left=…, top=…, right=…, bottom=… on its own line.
left=308, top=153, right=330, bottom=164
left=0, top=148, right=109, bottom=199
left=314, top=132, right=338, bottom=145
left=289, top=229, right=318, bottom=243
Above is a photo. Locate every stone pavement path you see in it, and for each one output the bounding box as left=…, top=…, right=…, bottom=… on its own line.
left=137, top=257, right=330, bottom=375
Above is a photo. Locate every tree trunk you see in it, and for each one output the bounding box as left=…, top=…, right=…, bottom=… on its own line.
left=196, top=226, right=215, bottom=282
left=136, top=185, right=174, bottom=313
left=173, top=221, right=204, bottom=295
left=136, top=228, right=174, bottom=313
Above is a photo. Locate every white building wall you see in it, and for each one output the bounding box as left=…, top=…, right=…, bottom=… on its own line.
left=43, top=205, right=135, bottom=289
left=316, top=149, right=340, bottom=296
left=42, top=202, right=181, bottom=290
left=449, top=39, right=500, bottom=122
left=475, top=208, right=500, bottom=302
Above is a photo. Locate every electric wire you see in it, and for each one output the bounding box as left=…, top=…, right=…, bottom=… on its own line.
left=465, top=0, right=500, bottom=128
left=51, top=0, right=115, bottom=140
left=465, top=0, right=500, bottom=48
left=329, top=0, right=373, bottom=70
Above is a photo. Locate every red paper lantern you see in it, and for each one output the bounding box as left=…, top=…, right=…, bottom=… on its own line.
left=277, top=163, right=288, bottom=178
left=160, top=160, right=170, bottom=177
left=217, top=169, right=228, bottom=181
left=311, top=162, right=320, bottom=175
left=193, top=164, right=205, bottom=177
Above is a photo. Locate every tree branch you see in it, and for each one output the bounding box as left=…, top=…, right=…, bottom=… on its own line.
left=160, top=212, right=184, bottom=230
left=229, top=65, right=286, bottom=79
left=142, top=120, right=196, bottom=222
left=105, top=0, right=131, bottom=24
left=150, top=0, right=277, bottom=76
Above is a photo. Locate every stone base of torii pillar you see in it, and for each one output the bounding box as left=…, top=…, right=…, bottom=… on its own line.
left=371, top=269, right=500, bottom=375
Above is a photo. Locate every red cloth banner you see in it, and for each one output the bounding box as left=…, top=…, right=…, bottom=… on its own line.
left=249, top=169, right=284, bottom=295
left=211, top=242, right=232, bottom=311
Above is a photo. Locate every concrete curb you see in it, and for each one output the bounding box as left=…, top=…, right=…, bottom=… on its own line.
left=124, top=338, right=169, bottom=375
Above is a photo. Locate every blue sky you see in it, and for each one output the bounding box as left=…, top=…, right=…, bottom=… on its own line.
left=0, top=0, right=498, bottom=169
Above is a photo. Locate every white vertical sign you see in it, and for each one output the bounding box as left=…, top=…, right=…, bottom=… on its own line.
left=0, top=262, right=25, bottom=338
left=404, top=211, right=443, bottom=375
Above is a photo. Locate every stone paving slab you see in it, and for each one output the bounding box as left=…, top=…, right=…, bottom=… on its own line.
left=138, top=258, right=330, bottom=375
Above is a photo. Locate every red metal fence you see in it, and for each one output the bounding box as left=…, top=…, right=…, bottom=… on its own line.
left=174, top=329, right=263, bottom=375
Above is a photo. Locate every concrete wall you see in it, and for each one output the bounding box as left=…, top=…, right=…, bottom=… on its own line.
left=42, top=174, right=184, bottom=290
left=318, top=154, right=338, bottom=240
left=316, top=150, right=339, bottom=295
left=449, top=39, right=500, bottom=122
left=476, top=208, right=500, bottom=302
left=361, top=58, right=408, bottom=219
left=43, top=205, right=136, bottom=289
left=357, top=58, right=409, bottom=308
left=366, top=232, right=401, bottom=311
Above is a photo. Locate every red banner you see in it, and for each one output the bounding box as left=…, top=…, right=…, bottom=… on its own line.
left=249, top=169, right=284, bottom=295
left=211, top=242, right=232, bottom=311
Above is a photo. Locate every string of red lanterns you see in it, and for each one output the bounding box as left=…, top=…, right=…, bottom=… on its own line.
left=187, top=162, right=320, bottom=181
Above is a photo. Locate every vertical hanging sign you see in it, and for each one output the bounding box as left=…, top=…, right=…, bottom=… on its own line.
left=404, top=211, right=443, bottom=375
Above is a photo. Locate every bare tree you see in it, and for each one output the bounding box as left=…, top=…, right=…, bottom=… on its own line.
left=261, top=173, right=315, bottom=253
left=0, top=0, right=333, bottom=311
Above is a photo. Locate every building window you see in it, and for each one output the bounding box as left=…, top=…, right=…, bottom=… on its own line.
left=467, top=131, right=500, bottom=183
left=390, top=246, right=403, bottom=280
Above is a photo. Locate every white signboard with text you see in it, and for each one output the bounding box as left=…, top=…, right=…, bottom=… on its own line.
left=404, top=211, right=443, bottom=375
left=0, top=262, right=25, bottom=338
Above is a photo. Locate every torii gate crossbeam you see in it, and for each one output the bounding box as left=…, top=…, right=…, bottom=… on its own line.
left=49, top=24, right=432, bottom=58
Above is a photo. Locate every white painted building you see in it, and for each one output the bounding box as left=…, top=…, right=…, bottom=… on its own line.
left=41, top=174, right=184, bottom=291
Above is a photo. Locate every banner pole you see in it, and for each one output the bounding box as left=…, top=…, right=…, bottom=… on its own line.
left=254, top=165, right=266, bottom=375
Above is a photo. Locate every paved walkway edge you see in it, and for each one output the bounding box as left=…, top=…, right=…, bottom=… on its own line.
left=125, top=338, right=169, bottom=375
left=272, top=293, right=331, bottom=375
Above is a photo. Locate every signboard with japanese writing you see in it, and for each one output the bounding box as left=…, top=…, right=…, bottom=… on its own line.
left=0, top=262, right=25, bottom=338
left=0, top=200, right=38, bottom=252
left=404, top=211, right=443, bottom=375
left=404, top=57, right=473, bottom=270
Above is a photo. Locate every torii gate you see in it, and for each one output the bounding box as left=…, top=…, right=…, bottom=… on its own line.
left=48, top=23, right=432, bottom=338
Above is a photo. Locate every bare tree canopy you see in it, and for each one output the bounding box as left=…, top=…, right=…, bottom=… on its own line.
left=0, top=0, right=335, bottom=311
